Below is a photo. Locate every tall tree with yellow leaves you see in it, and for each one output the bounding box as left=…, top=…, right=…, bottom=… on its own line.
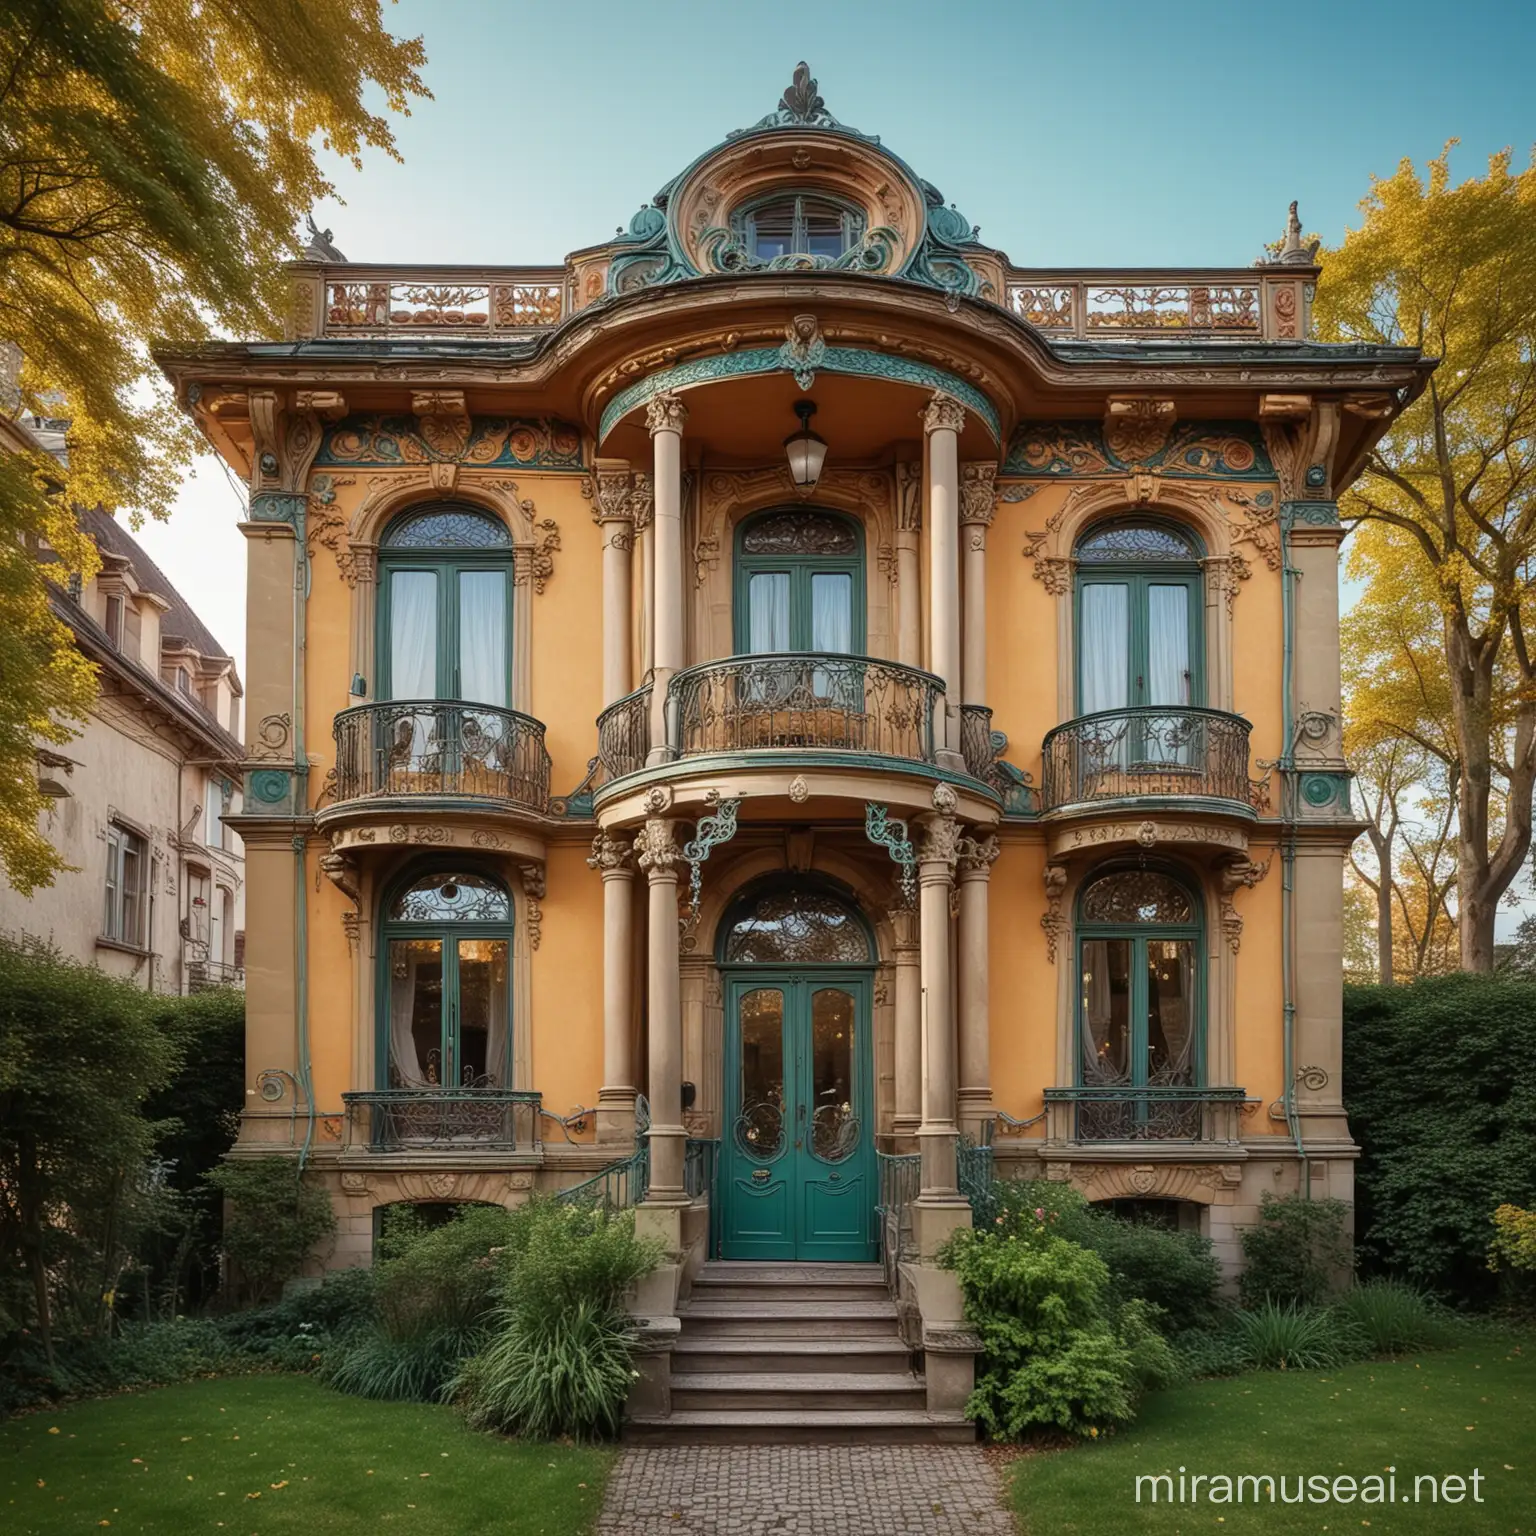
left=0, top=0, right=429, bottom=890
left=1317, top=144, right=1536, bottom=971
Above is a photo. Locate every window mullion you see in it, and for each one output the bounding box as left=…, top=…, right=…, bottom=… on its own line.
left=1130, top=935, right=1150, bottom=1090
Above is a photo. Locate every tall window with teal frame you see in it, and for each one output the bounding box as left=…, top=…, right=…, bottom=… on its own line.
left=378, top=504, right=513, bottom=705
left=734, top=507, right=865, bottom=656
left=380, top=870, right=513, bottom=1090
left=1074, top=518, right=1203, bottom=714
left=1076, top=868, right=1203, bottom=1138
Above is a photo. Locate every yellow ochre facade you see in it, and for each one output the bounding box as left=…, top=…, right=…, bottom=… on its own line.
left=157, top=67, right=1431, bottom=1311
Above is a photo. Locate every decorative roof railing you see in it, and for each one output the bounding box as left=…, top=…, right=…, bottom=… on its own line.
left=1004, top=270, right=1310, bottom=341
left=285, top=261, right=1313, bottom=342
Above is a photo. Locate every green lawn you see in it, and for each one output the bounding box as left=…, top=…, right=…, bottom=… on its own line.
left=0, top=1375, right=614, bottom=1536
left=1012, top=1333, right=1533, bottom=1535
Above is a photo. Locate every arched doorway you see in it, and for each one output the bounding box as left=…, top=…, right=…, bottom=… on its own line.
left=717, top=879, right=877, bottom=1261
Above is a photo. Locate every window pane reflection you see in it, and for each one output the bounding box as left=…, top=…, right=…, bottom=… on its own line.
left=456, top=938, right=508, bottom=1086
left=810, top=989, right=857, bottom=1161
left=1146, top=939, right=1195, bottom=1084
left=738, top=988, right=785, bottom=1157
left=389, top=937, right=443, bottom=1086
left=1081, top=937, right=1131, bottom=1084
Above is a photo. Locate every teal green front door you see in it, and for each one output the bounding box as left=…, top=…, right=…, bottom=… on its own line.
left=721, top=971, right=876, bottom=1261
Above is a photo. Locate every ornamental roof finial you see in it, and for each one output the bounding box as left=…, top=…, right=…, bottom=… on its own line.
left=1275, top=200, right=1320, bottom=266
left=779, top=62, right=825, bottom=123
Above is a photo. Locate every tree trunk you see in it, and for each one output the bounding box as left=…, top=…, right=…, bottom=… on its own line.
left=1363, top=822, right=1395, bottom=985
left=18, top=1139, right=53, bottom=1370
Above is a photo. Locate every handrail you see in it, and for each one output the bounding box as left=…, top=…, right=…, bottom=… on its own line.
left=668, top=652, right=942, bottom=765
left=330, top=699, right=551, bottom=811
left=554, top=1143, right=650, bottom=1214
left=1040, top=705, right=1253, bottom=811
left=595, top=681, right=653, bottom=781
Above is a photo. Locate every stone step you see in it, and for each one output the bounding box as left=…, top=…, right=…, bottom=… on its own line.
left=671, top=1371, right=927, bottom=1413
left=678, top=1298, right=899, bottom=1337
left=623, top=1410, right=976, bottom=1446
left=689, top=1275, right=892, bottom=1303
left=671, top=1335, right=914, bottom=1375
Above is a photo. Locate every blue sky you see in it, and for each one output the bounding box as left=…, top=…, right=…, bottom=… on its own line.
left=139, top=0, right=1536, bottom=672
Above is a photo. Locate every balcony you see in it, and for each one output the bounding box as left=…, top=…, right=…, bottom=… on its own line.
left=342, top=1088, right=545, bottom=1152
left=1041, top=706, right=1255, bottom=815
left=670, top=653, right=941, bottom=764
left=187, top=960, right=244, bottom=993
left=596, top=681, right=653, bottom=782
left=330, top=700, right=550, bottom=812
left=1044, top=1085, right=1249, bottom=1143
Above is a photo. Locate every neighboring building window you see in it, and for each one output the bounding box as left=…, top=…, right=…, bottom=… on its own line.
left=211, top=885, right=229, bottom=967
left=104, top=593, right=123, bottom=649
left=378, top=505, right=512, bottom=705
left=176, top=667, right=192, bottom=696
left=1076, top=869, right=1203, bottom=1136
left=103, top=822, right=148, bottom=946
left=1074, top=518, right=1202, bottom=718
left=735, top=508, right=863, bottom=655
left=186, top=867, right=210, bottom=947
left=381, top=871, right=512, bottom=1089
left=205, top=778, right=226, bottom=849
left=740, top=193, right=863, bottom=261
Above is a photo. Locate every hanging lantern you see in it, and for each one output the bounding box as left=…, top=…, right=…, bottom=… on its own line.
left=783, top=399, right=827, bottom=496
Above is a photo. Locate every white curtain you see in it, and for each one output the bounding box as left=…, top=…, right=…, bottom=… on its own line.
left=1147, top=585, right=1190, bottom=706
left=458, top=571, right=507, bottom=706
left=748, top=572, right=790, bottom=652
left=811, top=572, right=852, bottom=653
left=389, top=571, right=437, bottom=699
left=388, top=940, right=432, bottom=1087
left=484, top=940, right=509, bottom=1087
left=1079, top=583, right=1129, bottom=714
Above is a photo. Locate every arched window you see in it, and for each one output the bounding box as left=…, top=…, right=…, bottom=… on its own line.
left=1077, top=869, right=1202, bottom=1135
left=737, top=193, right=864, bottom=263
left=735, top=508, right=864, bottom=656
left=378, top=505, right=513, bottom=704
left=381, top=870, right=512, bottom=1089
left=720, top=883, right=874, bottom=965
left=1074, top=518, right=1203, bottom=718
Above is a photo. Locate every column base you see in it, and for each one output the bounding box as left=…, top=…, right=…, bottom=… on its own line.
left=595, top=1087, right=637, bottom=1147
left=645, top=1124, right=689, bottom=1203
left=956, top=1088, right=993, bottom=1140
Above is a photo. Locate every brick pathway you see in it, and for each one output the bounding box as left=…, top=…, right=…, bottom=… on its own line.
left=596, top=1444, right=1016, bottom=1535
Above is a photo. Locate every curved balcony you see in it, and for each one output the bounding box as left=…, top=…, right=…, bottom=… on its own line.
left=1041, top=706, right=1255, bottom=815
left=596, top=681, right=653, bottom=782
left=670, top=652, right=941, bottom=765
left=331, top=699, right=551, bottom=812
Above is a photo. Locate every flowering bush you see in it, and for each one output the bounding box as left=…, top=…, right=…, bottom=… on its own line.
left=939, top=1219, right=1174, bottom=1439
left=1489, top=1204, right=1536, bottom=1273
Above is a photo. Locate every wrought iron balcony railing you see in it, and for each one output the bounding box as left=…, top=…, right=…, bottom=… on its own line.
left=1044, top=1085, right=1249, bottom=1143
left=187, top=960, right=244, bottom=992
left=331, top=700, right=550, bottom=812
left=342, top=1088, right=545, bottom=1152
left=1041, top=706, right=1253, bottom=812
left=595, top=681, right=653, bottom=781
left=669, top=653, right=941, bottom=765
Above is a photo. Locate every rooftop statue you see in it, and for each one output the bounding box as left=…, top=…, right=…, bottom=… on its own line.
left=302, top=214, right=347, bottom=263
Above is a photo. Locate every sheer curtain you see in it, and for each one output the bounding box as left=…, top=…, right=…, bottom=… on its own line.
left=748, top=573, right=790, bottom=652
left=484, top=940, right=509, bottom=1087
left=389, top=572, right=437, bottom=698
left=811, top=572, right=853, bottom=705
left=388, top=941, right=430, bottom=1087
left=1079, top=584, right=1129, bottom=714
left=458, top=571, right=507, bottom=705
left=1146, top=584, right=1191, bottom=763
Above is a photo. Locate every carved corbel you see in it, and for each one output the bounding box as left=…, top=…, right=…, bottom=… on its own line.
left=1217, top=854, right=1272, bottom=954
left=319, top=848, right=362, bottom=951
left=247, top=388, right=325, bottom=523
left=1261, top=398, right=1343, bottom=501
left=294, top=390, right=348, bottom=422
left=514, top=861, right=545, bottom=950
left=1041, top=862, right=1068, bottom=962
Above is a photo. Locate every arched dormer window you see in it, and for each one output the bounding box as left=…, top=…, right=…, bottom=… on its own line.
left=1074, top=517, right=1203, bottom=718
left=378, top=504, right=512, bottom=704
left=1076, top=868, right=1204, bottom=1138
left=737, top=193, right=864, bottom=263
left=381, top=870, right=512, bottom=1091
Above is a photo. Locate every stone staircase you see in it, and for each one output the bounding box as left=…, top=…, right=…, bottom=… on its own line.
left=625, top=1261, right=974, bottom=1444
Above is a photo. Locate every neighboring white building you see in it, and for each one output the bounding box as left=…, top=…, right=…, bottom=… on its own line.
left=0, top=416, right=247, bottom=992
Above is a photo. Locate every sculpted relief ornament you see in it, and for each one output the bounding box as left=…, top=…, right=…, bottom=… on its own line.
left=1218, top=854, right=1272, bottom=954
left=1041, top=862, right=1068, bottom=962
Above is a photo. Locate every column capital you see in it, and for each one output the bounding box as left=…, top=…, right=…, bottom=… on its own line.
left=959, top=461, right=998, bottom=527
left=630, top=471, right=654, bottom=531
left=587, top=830, right=635, bottom=876
left=636, top=817, right=681, bottom=878
left=956, top=832, right=1000, bottom=880
left=590, top=460, right=635, bottom=526
left=646, top=391, right=688, bottom=437
left=916, top=811, right=960, bottom=878
left=921, top=391, right=966, bottom=437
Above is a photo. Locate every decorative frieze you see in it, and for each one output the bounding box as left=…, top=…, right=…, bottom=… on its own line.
left=314, top=413, right=584, bottom=470
left=1003, top=420, right=1272, bottom=479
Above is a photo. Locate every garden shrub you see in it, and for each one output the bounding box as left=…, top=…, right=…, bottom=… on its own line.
left=989, top=1179, right=1221, bottom=1333
left=1345, top=976, right=1536, bottom=1299
left=1239, top=1193, right=1353, bottom=1306
left=1330, top=1278, right=1459, bottom=1355
left=205, top=1158, right=336, bottom=1303
left=1168, top=1317, right=1251, bottom=1380
left=1229, top=1300, right=1363, bottom=1371
left=939, top=1220, right=1174, bottom=1439
left=1489, top=1204, right=1536, bottom=1274
left=452, top=1201, right=661, bottom=1440
left=325, top=1203, right=520, bottom=1404
left=217, top=1266, right=375, bottom=1369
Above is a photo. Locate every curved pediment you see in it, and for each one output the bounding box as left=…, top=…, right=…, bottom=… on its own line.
left=605, top=63, right=997, bottom=304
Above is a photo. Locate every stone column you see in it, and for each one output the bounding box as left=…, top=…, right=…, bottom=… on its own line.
left=894, top=460, right=923, bottom=670
left=592, top=460, right=634, bottom=707
left=891, top=900, right=922, bottom=1146
left=646, top=395, right=686, bottom=763
left=956, top=833, right=999, bottom=1137
left=959, top=463, right=997, bottom=710
left=914, top=796, right=964, bottom=1221
left=638, top=814, right=686, bottom=1201
left=634, top=474, right=654, bottom=683
left=588, top=832, right=637, bottom=1145
left=923, top=394, right=966, bottom=767
left=348, top=544, right=377, bottom=697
